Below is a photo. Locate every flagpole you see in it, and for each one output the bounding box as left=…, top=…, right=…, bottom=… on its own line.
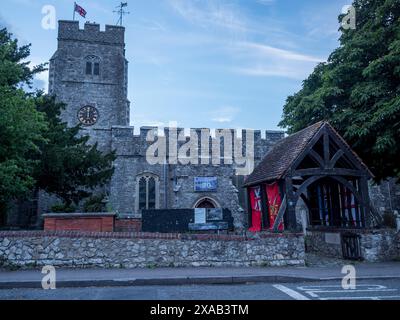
left=73, top=2, right=76, bottom=20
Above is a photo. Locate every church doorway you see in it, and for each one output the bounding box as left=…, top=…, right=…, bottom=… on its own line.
left=193, top=197, right=219, bottom=209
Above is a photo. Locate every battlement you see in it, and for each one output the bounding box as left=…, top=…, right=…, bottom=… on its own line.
left=111, top=126, right=285, bottom=161
left=113, top=126, right=285, bottom=141
left=58, top=20, right=125, bottom=45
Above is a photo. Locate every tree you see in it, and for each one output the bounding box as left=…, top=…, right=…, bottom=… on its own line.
left=0, top=28, right=116, bottom=220
left=0, top=28, right=46, bottom=88
left=279, top=0, right=400, bottom=182
left=0, top=29, right=47, bottom=217
left=33, top=94, right=116, bottom=207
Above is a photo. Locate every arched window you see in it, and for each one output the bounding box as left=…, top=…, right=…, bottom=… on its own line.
left=85, top=55, right=101, bottom=76
left=135, top=173, right=159, bottom=211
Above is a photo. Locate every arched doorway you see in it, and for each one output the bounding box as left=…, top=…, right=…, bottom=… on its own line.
left=193, top=197, right=219, bottom=209
left=294, top=176, right=364, bottom=228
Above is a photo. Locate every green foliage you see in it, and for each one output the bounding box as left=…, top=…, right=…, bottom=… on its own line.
left=279, top=0, right=400, bottom=182
left=0, top=28, right=116, bottom=220
left=0, top=28, right=46, bottom=88
left=33, top=94, right=116, bottom=207
left=0, top=29, right=47, bottom=216
left=83, top=194, right=107, bottom=213
left=51, top=203, right=76, bottom=213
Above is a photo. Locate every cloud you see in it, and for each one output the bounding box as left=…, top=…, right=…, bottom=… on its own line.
left=210, top=106, right=240, bottom=123
left=236, top=42, right=324, bottom=63
left=168, top=0, right=249, bottom=33
left=257, top=0, right=275, bottom=5
left=228, top=41, right=325, bottom=79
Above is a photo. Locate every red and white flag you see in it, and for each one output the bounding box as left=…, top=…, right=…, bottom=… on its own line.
left=74, top=2, right=87, bottom=18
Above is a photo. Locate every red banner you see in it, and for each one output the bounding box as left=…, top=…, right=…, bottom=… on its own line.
left=249, top=186, right=262, bottom=232
left=266, top=182, right=284, bottom=231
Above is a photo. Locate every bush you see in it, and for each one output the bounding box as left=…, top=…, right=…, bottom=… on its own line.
left=83, top=194, right=106, bottom=213
left=51, top=203, right=76, bottom=213
left=382, top=211, right=397, bottom=229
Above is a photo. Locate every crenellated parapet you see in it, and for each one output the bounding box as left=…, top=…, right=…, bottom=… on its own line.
left=58, top=21, right=125, bottom=45
left=111, top=126, right=285, bottom=166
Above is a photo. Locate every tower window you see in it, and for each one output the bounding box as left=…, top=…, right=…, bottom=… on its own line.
left=93, top=63, right=100, bottom=75
left=84, top=55, right=101, bottom=76
left=85, top=62, right=92, bottom=75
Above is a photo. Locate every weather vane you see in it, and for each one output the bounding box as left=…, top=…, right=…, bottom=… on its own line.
left=114, top=2, right=130, bottom=26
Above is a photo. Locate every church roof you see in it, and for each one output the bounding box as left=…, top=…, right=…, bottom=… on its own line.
left=243, top=121, right=372, bottom=187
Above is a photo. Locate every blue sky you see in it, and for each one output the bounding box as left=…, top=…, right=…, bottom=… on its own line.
left=0, top=0, right=350, bottom=133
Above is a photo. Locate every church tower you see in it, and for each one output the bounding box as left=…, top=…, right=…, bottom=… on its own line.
left=48, top=21, right=130, bottom=131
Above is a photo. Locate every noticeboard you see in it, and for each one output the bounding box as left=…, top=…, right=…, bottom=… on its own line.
left=194, top=177, right=218, bottom=192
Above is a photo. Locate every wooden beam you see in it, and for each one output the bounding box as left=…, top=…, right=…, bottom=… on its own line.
left=325, top=126, right=364, bottom=171
left=293, top=168, right=364, bottom=177
left=323, top=129, right=330, bottom=163
left=328, top=150, right=344, bottom=168
left=309, top=149, right=325, bottom=168
left=289, top=127, right=325, bottom=175
left=294, top=176, right=324, bottom=200
left=359, top=176, right=370, bottom=227
left=272, top=195, right=287, bottom=232
left=246, top=188, right=252, bottom=229
left=285, top=177, right=297, bottom=231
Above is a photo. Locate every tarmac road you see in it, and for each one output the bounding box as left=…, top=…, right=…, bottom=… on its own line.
left=1, top=279, right=400, bottom=300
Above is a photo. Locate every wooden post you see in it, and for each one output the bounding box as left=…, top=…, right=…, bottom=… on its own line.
left=246, top=188, right=252, bottom=229
left=360, top=176, right=371, bottom=227
left=285, top=177, right=298, bottom=231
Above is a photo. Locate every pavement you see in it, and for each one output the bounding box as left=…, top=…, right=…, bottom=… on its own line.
left=0, top=262, right=400, bottom=289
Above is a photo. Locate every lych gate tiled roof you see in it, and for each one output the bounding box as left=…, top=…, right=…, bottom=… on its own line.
left=243, top=121, right=325, bottom=187
left=243, top=121, right=373, bottom=187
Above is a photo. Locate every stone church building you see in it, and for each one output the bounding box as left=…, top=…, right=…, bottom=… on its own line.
left=36, top=20, right=289, bottom=231
left=22, top=21, right=398, bottom=232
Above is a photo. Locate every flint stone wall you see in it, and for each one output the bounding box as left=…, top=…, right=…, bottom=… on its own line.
left=306, top=229, right=400, bottom=262
left=0, top=231, right=304, bottom=269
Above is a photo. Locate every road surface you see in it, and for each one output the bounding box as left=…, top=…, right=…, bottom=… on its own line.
left=1, top=279, right=400, bottom=300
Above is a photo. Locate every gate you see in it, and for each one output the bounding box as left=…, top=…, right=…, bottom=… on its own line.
left=341, top=232, right=363, bottom=260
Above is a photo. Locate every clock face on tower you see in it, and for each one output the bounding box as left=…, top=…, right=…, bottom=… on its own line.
left=77, top=105, right=99, bottom=126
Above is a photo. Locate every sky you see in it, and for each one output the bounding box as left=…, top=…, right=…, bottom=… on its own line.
left=0, top=0, right=350, bottom=133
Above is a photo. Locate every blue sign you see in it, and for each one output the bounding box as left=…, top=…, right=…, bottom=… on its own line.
left=194, top=177, right=218, bottom=192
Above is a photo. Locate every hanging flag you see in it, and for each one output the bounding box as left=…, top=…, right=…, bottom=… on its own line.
left=249, top=186, right=262, bottom=232
left=266, top=182, right=284, bottom=231
left=74, top=2, right=87, bottom=18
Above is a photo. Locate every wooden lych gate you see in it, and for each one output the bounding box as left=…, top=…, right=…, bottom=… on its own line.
left=244, top=121, right=377, bottom=232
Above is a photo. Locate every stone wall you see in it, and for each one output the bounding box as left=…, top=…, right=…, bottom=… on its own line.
left=306, top=228, right=400, bottom=262
left=0, top=231, right=305, bottom=269
left=369, top=178, right=400, bottom=214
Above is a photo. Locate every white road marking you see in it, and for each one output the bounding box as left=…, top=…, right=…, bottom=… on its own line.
left=297, top=284, right=387, bottom=291
left=296, top=284, right=398, bottom=300
left=319, top=296, right=400, bottom=300
left=272, top=284, right=310, bottom=300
